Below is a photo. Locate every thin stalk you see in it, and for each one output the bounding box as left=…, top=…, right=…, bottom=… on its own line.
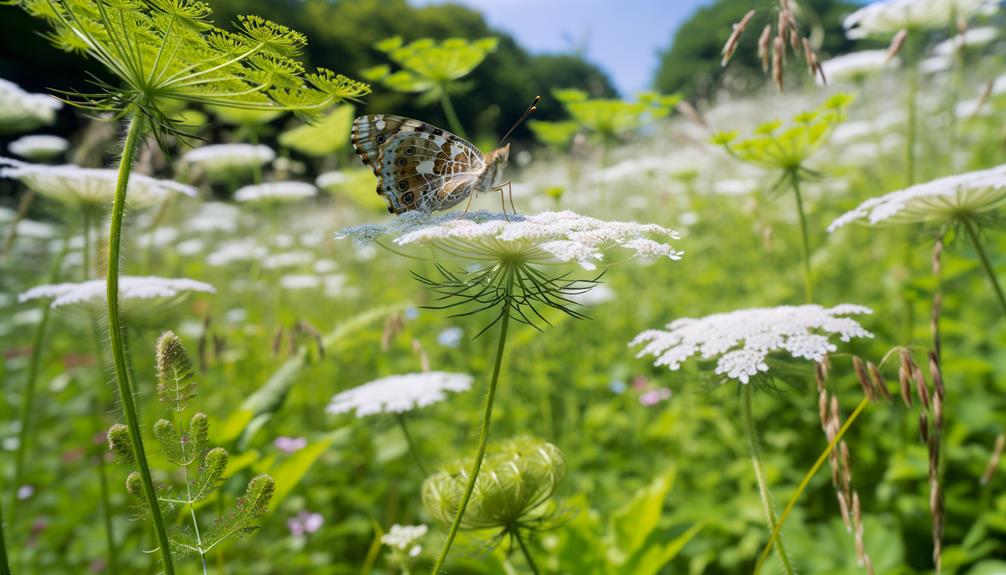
left=10, top=236, right=69, bottom=515
left=177, top=410, right=208, bottom=574
left=396, top=414, right=429, bottom=477
left=84, top=208, right=119, bottom=575
left=430, top=286, right=512, bottom=574
left=438, top=87, right=467, bottom=140
left=789, top=171, right=813, bottom=303
left=905, top=32, right=920, bottom=186
left=755, top=396, right=871, bottom=574
left=0, top=498, right=9, bottom=575
left=514, top=531, right=541, bottom=575
left=743, top=385, right=795, bottom=575
left=106, top=114, right=176, bottom=575
left=962, top=218, right=1006, bottom=316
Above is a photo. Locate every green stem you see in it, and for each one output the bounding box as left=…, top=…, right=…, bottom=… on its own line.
left=396, top=414, right=429, bottom=477
left=0, top=498, right=9, bottom=575
left=743, top=385, right=795, bottom=575
left=905, top=34, right=920, bottom=186
left=430, top=300, right=512, bottom=574
left=438, top=88, right=467, bottom=140
left=789, top=171, right=813, bottom=303
left=755, top=396, right=871, bottom=574
left=106, top=114, right=176, bottom=575
left=962, top=218, right=1006, bottom=316
left=514, top=531, right=541, bottom=575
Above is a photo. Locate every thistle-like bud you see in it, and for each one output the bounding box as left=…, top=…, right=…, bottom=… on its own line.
left=193, top=447, right=229, bottom=502
left=422, top=437, right=565, bottom=531
left=190, top=412, right=210, bottom=461
left=155, top=331, right=196, bottom=409
left=107, top=423, right=133, bottom=463
left=125, top=471, right=143, bottom=500
left=153, top=418, right=184, bottom=465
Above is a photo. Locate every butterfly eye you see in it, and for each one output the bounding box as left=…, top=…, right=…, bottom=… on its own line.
left=397, top=181, right=408, bottom=191
left=402, top=192, right=415, bottom=203
left=405, top=147, right=415, bottom=155
left=377, top=135, right=386, bottom=143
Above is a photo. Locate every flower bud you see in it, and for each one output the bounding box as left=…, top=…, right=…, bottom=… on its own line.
left=107, top=423, right=133, bottom=463
left=422, top=437, right=565, bottom=531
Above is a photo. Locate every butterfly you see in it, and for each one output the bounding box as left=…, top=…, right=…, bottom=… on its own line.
left=351, top=115, right=511, bottom=214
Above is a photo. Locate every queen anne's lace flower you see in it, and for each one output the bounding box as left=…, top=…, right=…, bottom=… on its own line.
left=381, top=524, right=427, bottom=556
left=844, top=0, right=996, bottom=39
left=0, top=78, right=62, bottom=132
left=7, top=135, right=69, bottom=160
left=234, top=181, right=317, bottom=203
left=338, top=210, right=681, bottom=270
left=934, top=26, right=1000, bottom=55
left=817, top=51, right=897, bottom=85
left=327, top=372, right=473, bottom=417
left=828, top=164, right=1006, bottom=231
left=180, top=144, right=275, bottom=178
left=20, top=276, right=215, bottom=309
left=630, top=304, right=873, bottom=384
left=0, top=157, right=197, bottom=208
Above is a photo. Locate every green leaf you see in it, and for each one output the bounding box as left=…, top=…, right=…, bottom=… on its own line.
left=622, top=523, right=701, bottom=575
left=609, top=468, right=677, bottom=560
left=278, top=104, right=354, bottom=157
left=262, top=429, right=349, bottom=510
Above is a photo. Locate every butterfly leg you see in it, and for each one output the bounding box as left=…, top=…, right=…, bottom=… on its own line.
left=498, top=185, right=510, bottom=221
left=462, top=188, right=476, bottom=216
left=505, top=180, right=517, bottom=215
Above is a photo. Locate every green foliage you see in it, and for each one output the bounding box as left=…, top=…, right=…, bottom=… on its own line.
left=278, top=104, right=354, bottom=157
left=542, top=88, right=682, bottom=146
left=370, top=36, right=498, bottom=91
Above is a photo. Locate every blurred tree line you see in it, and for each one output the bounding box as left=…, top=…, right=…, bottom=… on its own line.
left=0, top=0, right=616, bottom=145
left=654, top=0, right=859, bottom=101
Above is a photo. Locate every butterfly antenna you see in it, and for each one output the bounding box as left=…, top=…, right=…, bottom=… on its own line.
left=499, top=95, right=540, bottom=145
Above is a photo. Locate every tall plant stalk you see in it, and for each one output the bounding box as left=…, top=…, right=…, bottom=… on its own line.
left=514, top=531, right=541, bottom=575
left=743, top=384, right=795, bottom=575
left=788, top=170, right=813, bottom=303
left=438, top=88, right=466, bottom=139
left=106, top=114, right=176, bottom=575
left=962, top=218, right=1006, bottom=316
left=0, top=498, right=9, bottom=575
left=396, top=414, right=429, bottom=476
left=430, top=287, right=512, bottom=574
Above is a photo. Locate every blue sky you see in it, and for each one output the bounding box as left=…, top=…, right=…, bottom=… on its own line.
left=414, top=0, right=715, bottom=96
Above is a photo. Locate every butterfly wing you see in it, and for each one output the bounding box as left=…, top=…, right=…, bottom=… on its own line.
left=351, top=115, right=485, bottom=213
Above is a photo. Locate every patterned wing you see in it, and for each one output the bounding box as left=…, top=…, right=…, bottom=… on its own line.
left=351, top=115, right=485, bottom=213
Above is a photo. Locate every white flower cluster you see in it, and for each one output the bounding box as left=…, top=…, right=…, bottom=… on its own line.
left=0, top=157, right=197, bottom=208
left=327, top=372, right=473, bottom=417
left=234, top=181, right=317, bottom=203
left=180, top=144, right=275, bottom=176
left=20, top=276, right=215, bottom=309
left=381, top=524, right=427, bottom=557
left=315, top=170, right=347, bottom=192
left=828, top=164, right=1006, bottom=231
left=844, top=0, right=996, bottom=38
left=0, top=78, right=63, bottom=132
left=934, top=26, right=1000, bottom=55
left=631, top=304, right=873, bottom=384
left=817, top=51, right=897, bottom=85
left=8, top=135, right=69, bottom=160
left=338, top=210, right=682, bottom=270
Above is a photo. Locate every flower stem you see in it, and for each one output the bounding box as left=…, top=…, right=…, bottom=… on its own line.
left=962, top=218, right=1006, bottom=316
left=789, top=171, right=813, bottom=303
left=106, top=114, right=176, bottom=575
left=396, top=413, right=429, bottom=477
left=0, top=499, right=9, bottom=575
left=438, top=87, right=467, bottom=140
left=514, top=531, right=541, bottom=575
left=743, top=384, right=795, bottom=575
left=430, top=299, right=511, bottom=574
left=905, top=33, right=920, bottom=186
left=754, top=396, right=871, bottom=574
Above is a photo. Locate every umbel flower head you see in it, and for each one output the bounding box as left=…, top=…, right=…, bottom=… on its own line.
left=234, top=181, right=317, bottom=203
left=0, top=77, right=62, bottom=133
left=844, top=0, right=997, bottom=39
left=7, top=135, right=69, bottom=160
left=817, top=51, right=898, bottom=85
left=179, top=144, right=275, bottom=181
left=364, top=35, right=498, bottom=95
left=381, top=524, right=428, bottom=557
left=828, top=164, right=1006, bottom=232
left=14, top=0, right=371, bottom=139
left=631, top=304, right=873, bottom=384
left=0, top=157, right=197, bottom=208
left=423, top=437, right=565, bottom=532
left=20, top=276, right=214, bottom=315
left=326, top=372, right=474, bottom=417
left=338, top=210, right=681, bottom=332
left=713, top=94, right=852, bottom=174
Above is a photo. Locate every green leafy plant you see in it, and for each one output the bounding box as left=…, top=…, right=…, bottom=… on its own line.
left=363, top=36, right=497, bottom=137
left=108, top=332, right=274, bottom=572
left=553, top=88, right=681, bottom=147
left=12, top=3, right=369, bottom=572
left=714, top=92, right=852, bottom=301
